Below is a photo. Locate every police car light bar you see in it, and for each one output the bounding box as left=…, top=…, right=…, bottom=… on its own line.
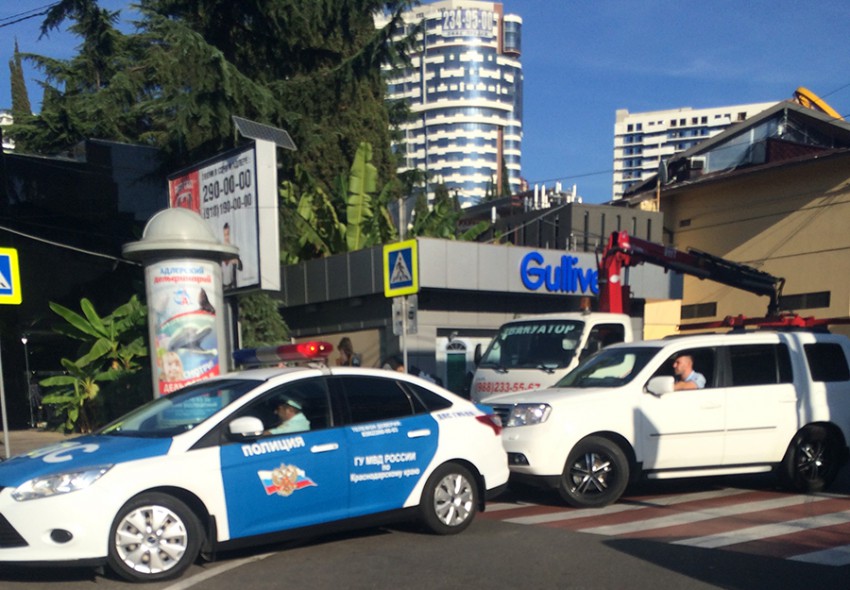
left=233, top=341, right=334, bottom=366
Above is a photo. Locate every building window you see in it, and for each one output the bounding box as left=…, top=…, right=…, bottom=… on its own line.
left=779, top=291, right=830, bottom=310
left=681, top=302, right=717, bottom=319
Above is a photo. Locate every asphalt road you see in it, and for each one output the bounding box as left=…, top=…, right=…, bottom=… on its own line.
left=2, top=471, right=850, bottom=590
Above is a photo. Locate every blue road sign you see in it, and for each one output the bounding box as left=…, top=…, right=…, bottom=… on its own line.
left=0, top=248, right=21, bottom=305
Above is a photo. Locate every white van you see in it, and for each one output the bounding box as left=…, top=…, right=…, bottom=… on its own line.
left=470, top=312, right=638, bottom=402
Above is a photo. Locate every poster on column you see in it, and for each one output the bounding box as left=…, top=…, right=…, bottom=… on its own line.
left=147, top=260, right=224, bottom=396
left=167, top=145, right=260, bottom=291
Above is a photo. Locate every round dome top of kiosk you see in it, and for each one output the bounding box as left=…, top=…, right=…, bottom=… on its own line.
left=122, top=207, right=239, bottom=262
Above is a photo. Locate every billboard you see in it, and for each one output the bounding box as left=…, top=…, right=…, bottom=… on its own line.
left=168, top=144, right=279, bottom=291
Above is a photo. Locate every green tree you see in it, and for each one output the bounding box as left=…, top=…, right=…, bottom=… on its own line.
left=12, top=1, right=416, bottom=184
left=238, top=293, right=290, bottom=348
left=279, top=141, right=398, bottom=263
left=9, top=40, right=32, bottom=120
left=39, top=296, right=148, bottom=432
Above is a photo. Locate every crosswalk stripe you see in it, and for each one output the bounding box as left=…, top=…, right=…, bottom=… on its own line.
left=503, top=488, right=748, bottom=525
left=578, top=494, right=830, bottom=536
left=485, top=502, right=535, bottom=513
left=674, top=509, right=850, bottom=549
left=791, top=544, right=850, bottom=566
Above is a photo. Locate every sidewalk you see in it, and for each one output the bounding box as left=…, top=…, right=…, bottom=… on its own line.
left=0, top=429, right=73, bottom=459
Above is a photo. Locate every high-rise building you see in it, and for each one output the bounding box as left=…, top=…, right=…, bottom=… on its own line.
left=1, top=110, right=14, bottom=151
left=379, top=0, right=523, bottom=208
left=613, top=101, right=777, bottom=200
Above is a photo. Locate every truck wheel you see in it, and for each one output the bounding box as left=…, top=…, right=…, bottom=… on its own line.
left=419, top=463, right=478, bottom=535
left=779, top=425, right=842, bottom=493
left=558, top=436, right=629, bottom=508
left=107, top=492, right=203, bottom=582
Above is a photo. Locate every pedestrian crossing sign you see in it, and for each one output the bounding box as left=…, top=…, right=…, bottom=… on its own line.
left=0, top=248, right=22, bottom=305
left=383, top=240, right=418, bottom=297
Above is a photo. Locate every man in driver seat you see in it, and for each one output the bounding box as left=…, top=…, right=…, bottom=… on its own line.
left=267, top=396, right=311, bottom=434
left=672, top=354, right=706, bottom=390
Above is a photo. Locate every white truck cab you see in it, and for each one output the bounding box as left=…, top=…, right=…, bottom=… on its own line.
left=470, top=312, right=637, bottom=402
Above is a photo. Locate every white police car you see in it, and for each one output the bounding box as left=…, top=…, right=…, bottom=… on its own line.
left=0, top=365, right=508, bottom=582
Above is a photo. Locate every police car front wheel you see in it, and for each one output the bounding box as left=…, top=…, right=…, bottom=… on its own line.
left=420, top=463, right=478, bottom=534
left=107, top=492, right=204, bottom=582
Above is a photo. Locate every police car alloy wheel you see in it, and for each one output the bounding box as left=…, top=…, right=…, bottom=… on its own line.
left=419, top=463, right=477, bottom=534
left=107, top=492, right=203, bottom=582
left=558, top=436, right=630, bottom=508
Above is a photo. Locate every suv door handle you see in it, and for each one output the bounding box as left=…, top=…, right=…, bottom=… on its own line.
left=311, top=443, right=340, bottom=453
left=408, top=429, right=431, bottom=438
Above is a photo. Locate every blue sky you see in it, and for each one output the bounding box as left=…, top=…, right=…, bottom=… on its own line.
left=3, top=0, right=850, bottom=202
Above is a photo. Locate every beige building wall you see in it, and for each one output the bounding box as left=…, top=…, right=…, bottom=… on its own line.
left=660, top=153, right=850, bottom=327
left=643, top=300, right=682, bottom=339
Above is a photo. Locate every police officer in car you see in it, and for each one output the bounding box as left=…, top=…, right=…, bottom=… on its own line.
left=267, top=397, right=310, bottom=434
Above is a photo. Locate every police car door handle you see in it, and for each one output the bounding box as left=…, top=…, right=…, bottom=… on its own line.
left=408, top=429, right=431, bottom=438
left=311, top=443, right=340, bottom=453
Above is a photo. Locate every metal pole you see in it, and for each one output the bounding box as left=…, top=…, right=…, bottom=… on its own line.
left=22, top=336, right=32, bottom=428
left=401, top=296, right=408, bottom=373
left=0, top=342, right=11, bottom=459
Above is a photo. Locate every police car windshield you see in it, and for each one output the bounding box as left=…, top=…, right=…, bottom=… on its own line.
left=479, top=320, right=583, bottom=370
left=100, top=379, right=260, bottom=437
left=555, top=347, right=659, bottom=388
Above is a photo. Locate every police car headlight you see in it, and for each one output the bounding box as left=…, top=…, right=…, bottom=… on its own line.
left=12, top=466, right=112, bottom=501
left=506, top=404, right=551, bottom=427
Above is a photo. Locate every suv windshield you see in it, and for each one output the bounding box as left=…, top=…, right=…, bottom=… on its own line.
left=556, top=347, right=660, bottom=388
left=100, top=378, right=261, bottom=437
left=479, top=320, right=584, bottom=369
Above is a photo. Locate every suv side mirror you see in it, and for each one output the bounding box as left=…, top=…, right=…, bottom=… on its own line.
left=474, top=343, right=483, bottom=365
left=646, top=376, right=675, bottom=396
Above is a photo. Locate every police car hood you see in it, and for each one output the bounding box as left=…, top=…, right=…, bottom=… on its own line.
left=0, top=434, right=173, bottom=487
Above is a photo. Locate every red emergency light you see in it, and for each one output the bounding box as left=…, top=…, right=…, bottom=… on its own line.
left=233, top=341, right=334, bottom=366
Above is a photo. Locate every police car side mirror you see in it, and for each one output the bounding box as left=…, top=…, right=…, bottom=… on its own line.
left=228, top=416, right=265, bottom=439
left=646, top=376, right=675, bottom=396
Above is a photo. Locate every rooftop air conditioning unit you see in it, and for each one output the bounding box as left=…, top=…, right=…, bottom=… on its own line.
left=689, top=156, right=706, bottom=171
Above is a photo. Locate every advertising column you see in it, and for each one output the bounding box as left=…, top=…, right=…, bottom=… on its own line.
left=123, top=208, right=238, bottom=397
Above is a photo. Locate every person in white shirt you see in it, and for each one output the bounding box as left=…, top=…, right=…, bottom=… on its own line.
left=267, top=397, right=310, bottom=435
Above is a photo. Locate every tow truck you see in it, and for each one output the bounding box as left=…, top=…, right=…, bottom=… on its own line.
left=470, top=230, right=831, bottom=401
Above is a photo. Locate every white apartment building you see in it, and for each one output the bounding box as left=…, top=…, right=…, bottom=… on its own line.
left=378, top=0, right=523, bottom=208
left=613, top=101, right=777, bottom=200
left=1, top=110, right=14, bottom=151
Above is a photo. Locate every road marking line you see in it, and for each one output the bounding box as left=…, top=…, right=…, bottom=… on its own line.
left=485, top=501, right=536, bottom=512
left=791, top=543, right=850, bottom=566
left=674, top=509, right=850, bottom=549
left=580, top=494, right=829, bottom=536
left=504, top=488, right=747, bottom=525
left=162, top=552, right=276, bottom=590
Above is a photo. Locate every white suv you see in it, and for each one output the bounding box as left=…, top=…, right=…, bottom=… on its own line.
left=485, top=330, right=850, bottom=507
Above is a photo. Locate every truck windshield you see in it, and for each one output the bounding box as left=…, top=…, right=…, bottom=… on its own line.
left=479, top=320, right=584, bottom=370
left=556, top=347, right=659, bottom=388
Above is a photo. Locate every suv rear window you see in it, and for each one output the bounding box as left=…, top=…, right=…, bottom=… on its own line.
left=804, top=343, right=850, bottom=382
left=728, top=344, right=793, bottom=386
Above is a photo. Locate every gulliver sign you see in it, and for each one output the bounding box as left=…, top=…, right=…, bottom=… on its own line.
left=520, top=251, right=598, bottom=295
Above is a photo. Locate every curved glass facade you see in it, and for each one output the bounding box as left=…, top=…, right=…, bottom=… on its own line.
left=381, top=1, right=523, bottom=208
